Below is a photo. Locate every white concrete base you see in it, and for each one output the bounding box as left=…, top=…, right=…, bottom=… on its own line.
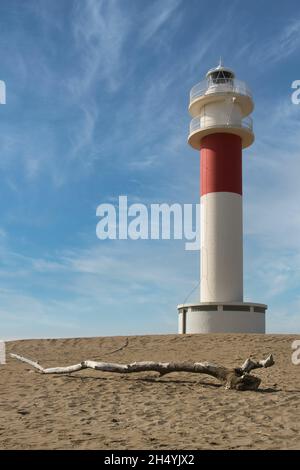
left=177, top=302, right=267, bottom=334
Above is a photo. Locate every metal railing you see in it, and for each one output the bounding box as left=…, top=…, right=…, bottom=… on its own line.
left=190, top=78, right=252, bottom=103
left=189, top=115, right=253, bottom=135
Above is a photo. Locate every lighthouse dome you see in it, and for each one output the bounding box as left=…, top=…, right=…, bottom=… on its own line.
left=206, top=60, right=235, bottom=85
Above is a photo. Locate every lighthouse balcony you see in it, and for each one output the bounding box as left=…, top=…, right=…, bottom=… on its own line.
left=188, top=115, right=254, bottom=150
left=189, top=78, right=253, bottom=117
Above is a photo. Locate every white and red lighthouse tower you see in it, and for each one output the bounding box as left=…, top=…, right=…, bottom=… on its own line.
left=178, top=61, right=267, bottom=334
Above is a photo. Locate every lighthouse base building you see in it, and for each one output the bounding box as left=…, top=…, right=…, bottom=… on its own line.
left=178, top=62, right=267, bottom=334
left=178, top=302, right=266, bottom=334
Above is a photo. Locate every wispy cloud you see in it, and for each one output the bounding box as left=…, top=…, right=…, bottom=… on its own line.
left=267, top=297, right=300, bottom=333
left=249, top=18, right=300, bottom=66
left=242, top=92, right=300, bottom=321
left=139, top=0, right=182, bottom=45
left=67, top=101, right=99, bottom=165
left=128, top=154, right=160, bottom=170
left=68, top=0, right=130, bottom=96
left=0, top=234, right=197, bottom=338
left=0, top=287, right=87, bottom=340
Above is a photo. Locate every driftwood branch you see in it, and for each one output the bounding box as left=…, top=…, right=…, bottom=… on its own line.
left=10, top=353, right=274, bottom=391
left=239, top=355, right=274, bottom=373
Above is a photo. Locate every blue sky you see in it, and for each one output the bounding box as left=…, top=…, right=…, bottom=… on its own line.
left=0, top=0, right=300, bottom=339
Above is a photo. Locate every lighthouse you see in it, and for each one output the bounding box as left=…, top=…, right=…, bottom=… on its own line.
left=177, top=61, right=267, bottom=334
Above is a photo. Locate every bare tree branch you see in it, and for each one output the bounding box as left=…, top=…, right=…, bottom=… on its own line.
left=10, top=353, right=275, bottom=391
left=239, top=354, right=274, bottom=374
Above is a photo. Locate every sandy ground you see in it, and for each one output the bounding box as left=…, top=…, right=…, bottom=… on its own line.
left=0, top=334, right=299, bottom=450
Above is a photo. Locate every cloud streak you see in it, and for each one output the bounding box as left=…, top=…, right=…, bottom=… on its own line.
left=68, top=0, right=131, bottom=96
left=249, top=18, right=300, bottom=66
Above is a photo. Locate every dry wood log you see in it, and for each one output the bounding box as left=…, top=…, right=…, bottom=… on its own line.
left=10, top=353, right=274, bottom=391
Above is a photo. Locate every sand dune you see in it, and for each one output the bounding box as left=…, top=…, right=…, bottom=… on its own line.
left=0, top=334, right=299, bottom=449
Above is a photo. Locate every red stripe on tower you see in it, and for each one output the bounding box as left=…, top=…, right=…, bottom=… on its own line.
left=200, top=133, right=242, bottom=196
